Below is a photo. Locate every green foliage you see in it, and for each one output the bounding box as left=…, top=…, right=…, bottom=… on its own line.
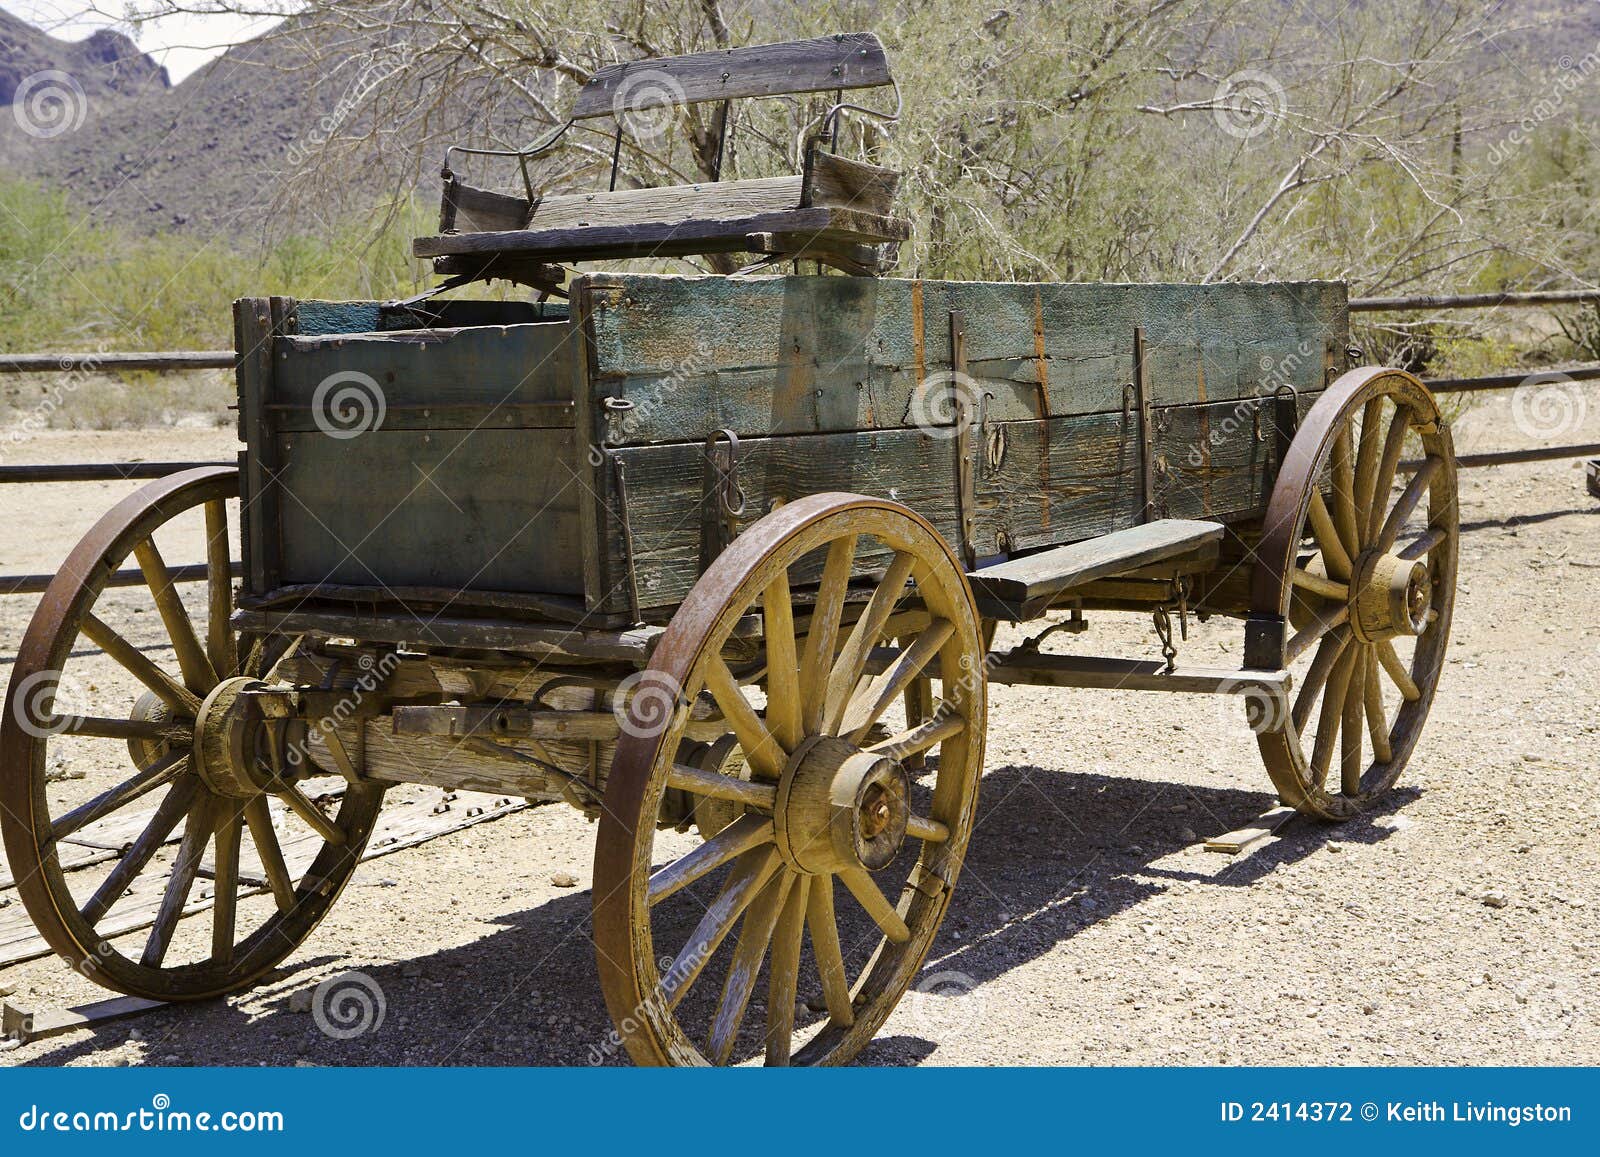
left=0, top=181, right=433, bottom=354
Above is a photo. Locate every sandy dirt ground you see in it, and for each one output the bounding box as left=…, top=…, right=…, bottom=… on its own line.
left=0, top=400, right=1596, bottom=1067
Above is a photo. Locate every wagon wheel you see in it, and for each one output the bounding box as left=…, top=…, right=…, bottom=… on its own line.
left=0, top=466, right=384, bottom=1000
left=594, top=493, right=986, bottom=1066
left=1251, top=367, right=1458, bottom=820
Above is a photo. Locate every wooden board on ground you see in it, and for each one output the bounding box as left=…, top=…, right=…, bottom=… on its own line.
left=1204, top=805, right=1298, bottom=855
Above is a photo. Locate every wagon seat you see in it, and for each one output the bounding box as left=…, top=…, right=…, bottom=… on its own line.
left=412, top=32, right=910, bottom=292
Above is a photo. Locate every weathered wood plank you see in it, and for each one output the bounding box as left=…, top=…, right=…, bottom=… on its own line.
left=968, top=519, right=1224, bottom=619
left=579, top=275, right=1345, bottom=445
left=802, top=151, right=901, bottom=216
left=272, top=427, right=583, bottom=595
left=414, top=206, right=907, bottom=262
left=273, top=323, right=576, bottom=431
left=528, top=176, right=802, bottom=232
left=570, top=33, right=892, bottom=118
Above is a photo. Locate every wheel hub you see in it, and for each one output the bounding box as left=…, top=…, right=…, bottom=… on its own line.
left=1350, top=549, right=1432, bottom=642
left=773, top=736, right=910, bottom=875
left=192, top=677, right=277, bottom=798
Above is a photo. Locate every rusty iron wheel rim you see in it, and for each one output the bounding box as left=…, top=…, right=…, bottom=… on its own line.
left=593, top=492, right=986, bottom=1066
left=1250, top=368, right=1458, bottom=820
left=0, top=467, right=384, bottom=1000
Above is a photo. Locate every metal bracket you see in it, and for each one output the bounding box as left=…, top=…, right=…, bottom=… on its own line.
left=610, top=452, right=643, bottom=624
left=1133, top=326, right=1160, bottom=522
left=699, top=429, right=746, bottom=573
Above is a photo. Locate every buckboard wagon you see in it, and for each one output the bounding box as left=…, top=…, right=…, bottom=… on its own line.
left=1, top=34, right=1457, bottom=1067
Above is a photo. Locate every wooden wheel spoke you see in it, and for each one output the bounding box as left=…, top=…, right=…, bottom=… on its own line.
left=204, top=500, right=238, bottom=678
left=1306, top=491, right=1352, bottom=581
left=762, top=570, right=803, bottom=752
left=1330, top=427, right=1361, bottom=558
left=1363, top=650, right=1393, bottom=764
left=822, top=551, right=916, bottom=733
left=1340, top=654, right=1366, bottom=795
left=1290, top=567, right=1348, bottom=604
left=1397, top=526, right=1446, bottom=561
left=707, top=871, right=794, bottom=1065
left=1292, top=628, right=1350, bottom=734
left=798, top=534, right=857, bottom=735
left=278, top=784, right=346, bottom=846
left=80, top=613, right=201, bottom=716
left=140, top=794, right=216, bottom=968
left=51, top=748, right=188, bottom=843
left=1367, top=405, right=1414, bottom=541
left=906, top=813, right=950, bottom=843
left=704, top=655, right=786, bottom=779
left=81, top=777, right=198, bottom=926
left=52, top=714, right=192, bottom=743
left=244, top=797, right=297, bottom=912
left=1376, top=457, right=1442, bottom=555
left=866, top=711, right=964, bottom=761
left=805, top=875, right=854, bottom=1026
left=211, top=806, right=244, bottom=963
left=133, top=538, right=218, bottom=693
left=1375, top=639, right=1420, bottom=701
left=1309, top=647, right=1358, bottom=786
left=663, top=847, right=780, bottom=1010
left=648, top=814, right=774, bottom=906
left=841, top=617, right=955, bottom=743
left=1352, top=397, right=1385, bottom=543
left=839, top=866, right=911, bottom=943
left=765, top=875, right=810, bottom=1066
left=666, top=762, right=778, bottom=810
left=1286, top=601, right=1349, bottom=664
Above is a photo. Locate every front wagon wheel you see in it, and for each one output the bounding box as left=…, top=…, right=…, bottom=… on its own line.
left=592, top=493, right=986, bottom=1066
left=0, top=467, right=384, bottom=1000
left=1250, top=368, right=1458, bottom=821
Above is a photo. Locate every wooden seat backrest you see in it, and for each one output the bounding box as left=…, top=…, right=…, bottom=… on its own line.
left=569, top=32, right=892, bottom=118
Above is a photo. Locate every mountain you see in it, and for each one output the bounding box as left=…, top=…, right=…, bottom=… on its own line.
left=0, top=8, right=169, bottom=105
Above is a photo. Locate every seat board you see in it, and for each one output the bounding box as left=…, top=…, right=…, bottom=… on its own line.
left=968, top=518, right=1226, bottom=620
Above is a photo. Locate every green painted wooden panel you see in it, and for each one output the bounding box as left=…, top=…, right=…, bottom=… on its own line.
left=293, top=298, right=566, bottom=336
left=272, top=323, right=578, bottom=432
left=580, top=274, right=1346, bottom=446
left=274, top=428, right=583, bottom=595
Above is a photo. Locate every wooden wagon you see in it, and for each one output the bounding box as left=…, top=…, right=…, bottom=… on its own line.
left=0, top=34, right=1457, bottom=1066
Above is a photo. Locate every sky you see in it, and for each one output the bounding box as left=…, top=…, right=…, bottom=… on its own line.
left=1, top=1, right=281, bottom=83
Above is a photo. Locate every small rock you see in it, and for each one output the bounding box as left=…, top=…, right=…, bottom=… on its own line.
left=551, top=871, right=579, bottom=888
left=402, top=963, right=424, bottom=979
left=1327, top=842, right=1343, bottom=853
left=161, top=1054, right=180, bottom=1064
left=1179, top=828, right=1197, bottom=843
left=1481, top=891, right=1509, bottom=909
left=0, top=1039, right=21, bottom=1052
left=287, top=989, right=314, bottom=1013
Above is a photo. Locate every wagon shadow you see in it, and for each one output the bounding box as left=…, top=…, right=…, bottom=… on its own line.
left=18, top=767, right=1417, bottom=1068
left=923, top=763, right=1419, bottom=992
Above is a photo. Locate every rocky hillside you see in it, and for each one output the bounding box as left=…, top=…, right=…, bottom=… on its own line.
left=0, top=9, right=168, bottom=104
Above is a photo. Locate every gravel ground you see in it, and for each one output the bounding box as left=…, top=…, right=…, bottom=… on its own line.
left=0, top=401, right=1596, bottom=1068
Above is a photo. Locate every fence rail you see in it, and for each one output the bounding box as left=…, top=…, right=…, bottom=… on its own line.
left=2, top=285, right=1597, bottom=595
